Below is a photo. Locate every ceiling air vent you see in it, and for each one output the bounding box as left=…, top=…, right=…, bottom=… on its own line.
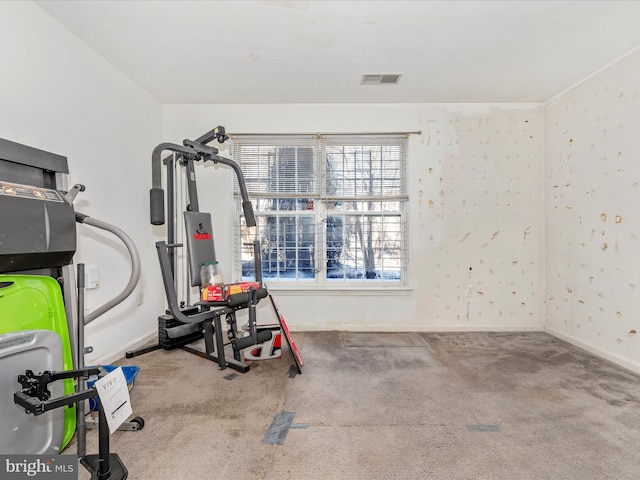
left=361, top=73, right=402, bottom=85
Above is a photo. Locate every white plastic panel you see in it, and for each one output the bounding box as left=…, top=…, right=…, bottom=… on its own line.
left=0, top=330, right=64, bottom=454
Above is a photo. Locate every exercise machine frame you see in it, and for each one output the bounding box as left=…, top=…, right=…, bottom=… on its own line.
left=127, top=126, right=302, bottom=374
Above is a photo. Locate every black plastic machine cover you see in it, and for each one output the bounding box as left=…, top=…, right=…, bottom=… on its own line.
left=0, top=181, right=76, bottom=273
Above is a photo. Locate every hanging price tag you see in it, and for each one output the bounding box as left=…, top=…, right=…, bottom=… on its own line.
left=94, top=367, right=133, bottom=434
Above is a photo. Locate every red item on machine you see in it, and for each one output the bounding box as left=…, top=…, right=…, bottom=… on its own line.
left=201, top=281, right=261, bottom=302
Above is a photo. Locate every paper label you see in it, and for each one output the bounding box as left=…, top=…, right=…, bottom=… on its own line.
left=94, top=367, right=133, bottom=434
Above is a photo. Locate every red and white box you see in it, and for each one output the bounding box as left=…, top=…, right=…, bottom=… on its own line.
left=201, top=281, right=261, bottom=302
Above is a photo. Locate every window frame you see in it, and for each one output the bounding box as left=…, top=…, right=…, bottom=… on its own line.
left=231, top=133, right=409, bottom=290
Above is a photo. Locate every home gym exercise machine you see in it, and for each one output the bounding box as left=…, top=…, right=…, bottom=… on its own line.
left=126, top=126, right=303, bottom=374
left=0, top=137, right=142, bottom=479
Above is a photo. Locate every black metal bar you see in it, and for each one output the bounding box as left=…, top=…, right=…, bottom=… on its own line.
left=227, top=312, right=243, bottom=363
left=207, top=154, right=255, bottom=227
left=0, top=137, right=68, bottom=173
left=77, top=262, right=87, bottom=457
left=185, top=157, right=199, bottom=213
left=181, top=343, right=250, bottom=373
left=213, top=316, right=227, bottom=368
left=20, top=366, right=102, bottom=384
left=253, top=240, right=263, bottom=287
left=125, top=343, right=162, bottom=358
left=166, top=155, right=176, bottom=273
left=203, top=320, right=216, bottom=362
left=98, top=406, right=110, bottom=479
left=192, top=126, right=226, bottom=146
left=151, top=143, right=196, bottom=192
left=14, top=388, right=99, bottom=416
left=248, top=288, right=258, bottom=344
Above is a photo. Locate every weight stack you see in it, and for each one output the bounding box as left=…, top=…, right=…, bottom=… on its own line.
left=158, top=309, right=204, bottom=349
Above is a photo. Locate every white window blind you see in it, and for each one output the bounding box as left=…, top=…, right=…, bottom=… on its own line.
left=232, top=135, right=319, bottom=198
left=324, top=135, right=407, bottom=201
left=231, top=134, right=408, bottom=286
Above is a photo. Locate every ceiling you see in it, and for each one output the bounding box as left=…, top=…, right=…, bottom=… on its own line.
left=36, top=0, right=640, bottom=105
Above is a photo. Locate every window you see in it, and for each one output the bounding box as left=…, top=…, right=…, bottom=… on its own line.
left=232, top=134, right=408, bottom=287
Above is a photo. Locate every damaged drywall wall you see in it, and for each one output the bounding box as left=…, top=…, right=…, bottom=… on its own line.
left=164, top=103, right=545, bottom=333
left=545, top=47, right=640, bottom=372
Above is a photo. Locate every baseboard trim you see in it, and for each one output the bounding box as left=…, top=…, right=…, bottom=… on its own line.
left=290, top=323, right=544, bottom=333
left=545, top=326, right=640, bottom=375
left=90, top=330, right=157, bottom=366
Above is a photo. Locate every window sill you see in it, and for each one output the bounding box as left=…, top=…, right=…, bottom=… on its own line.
left=261, top=284, right=413, bottom=296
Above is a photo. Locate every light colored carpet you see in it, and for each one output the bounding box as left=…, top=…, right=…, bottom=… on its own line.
left=68, top=331, right=640, bottom=480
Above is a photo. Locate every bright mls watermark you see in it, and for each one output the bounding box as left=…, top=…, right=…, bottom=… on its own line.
left=1, top=455, right=77, bottom=480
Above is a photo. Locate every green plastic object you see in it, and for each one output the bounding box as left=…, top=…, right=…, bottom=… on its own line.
left=0, top=274, right=76, bottom=450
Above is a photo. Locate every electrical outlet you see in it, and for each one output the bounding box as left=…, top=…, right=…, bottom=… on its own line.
left=465, top=284, right=474, bottom=298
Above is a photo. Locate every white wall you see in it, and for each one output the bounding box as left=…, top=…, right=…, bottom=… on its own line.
left=164, top=103, right=545, bottom=332
left=545, top=47, right=640, bottom=373
left=9, top=1, right=637, bottom=375
left=0, top=2, right=164, bottom=364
